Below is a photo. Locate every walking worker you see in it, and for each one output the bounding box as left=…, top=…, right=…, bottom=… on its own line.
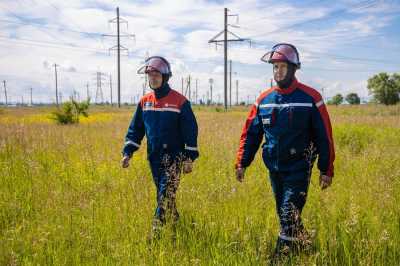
left=121, top=56, right=199, bottom=232
left=235, top=43, right=335, bottom=255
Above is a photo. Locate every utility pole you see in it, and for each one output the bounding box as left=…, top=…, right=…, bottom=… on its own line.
left=195, top=78, right=198, bottom=105
left=86, top=82, right=90, bottom=102
left=53, top=63, right=59, bottom=107
left=209, top=8, right=250, bottom=110
left=71, top=90, right=79, bottom=102
left=116, top=7, right=120, bottom=108
left=103, top=7, right=135, bottom=108
left=209, top=78, right=213, bottom=105
left=30, top=87, right=33, bottom=106
left=188, top=75, right=191, bottom=101
left=184, top=75, right=191, bottom=100
left=3, top=80, right=7, bottom=106
left=224, top=8, right=227, bottom=110
left=94, top=72, right=106, bottom=104
left=143, top=51, right=149, bottom=96
left=236, top=80, right=239, bottom=105
left=229, top=60, right=232, bottom=107
left=109, top=74, right=113, bottom=106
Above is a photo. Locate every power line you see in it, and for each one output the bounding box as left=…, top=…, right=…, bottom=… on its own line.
left=1, top=4, right=392, bottom=61
left=1, top=33, right=393, bottom=75
left=0, top=33, right=219, bottom=66
left=0, top=2, right=398, bottom=94
left=0, top=35, right=107, bottom=53
left=0, top=0, right=107, bottom=54
left=0, top=34, right=253, bottom=70
left=1, top=12, right=396, bottom=68
left=247, top=0, right=381, bottom=39
left=227, top=38, right=399, bottom=66
left=243, top=0, right=330, bottom=27
left=0, top=18, right=104, bottom=38
left=41, top=0, right=84, bottom=32
left=0, top=3, right=74, bottom=48
left=304, top=67, right=390, bottom=73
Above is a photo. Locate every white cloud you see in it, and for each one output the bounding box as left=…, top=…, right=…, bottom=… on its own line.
left=212, top=66, right=224, bottom=74
left=0, top=0, right=398, bottom=103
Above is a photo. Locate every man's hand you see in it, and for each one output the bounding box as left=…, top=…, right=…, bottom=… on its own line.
left=319, top=174, right=332, bottom=190
left=236, top=167, right=245, bottom=182
left=182, top=160, right=193, bottom=174
left=121, top=155, right=131, bottom=168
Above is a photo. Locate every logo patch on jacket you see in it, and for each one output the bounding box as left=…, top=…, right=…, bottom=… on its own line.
left=262, top=118, right=271, bottom=125
left=144, top=101, right=153, bottom=107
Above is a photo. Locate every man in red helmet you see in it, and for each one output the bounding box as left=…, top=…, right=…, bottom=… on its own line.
left=121, top=56, right=199, bottom=236
left=235, top=43, right=335, bottom=255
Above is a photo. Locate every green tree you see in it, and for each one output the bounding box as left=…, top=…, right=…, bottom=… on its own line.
left=328, top=93, right=343, bottom=105
left=367, top=72, right=400, bottom=105
left=345, top=93, right=361, bottom=105
left=393, top=73, right=400, bottom=91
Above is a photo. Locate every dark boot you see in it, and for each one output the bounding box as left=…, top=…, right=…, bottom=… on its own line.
left=147, top=218, right=164, bottom=243
left=273, top=235, right=303, bottom=259
left=273, top=237, right=291, bottom=258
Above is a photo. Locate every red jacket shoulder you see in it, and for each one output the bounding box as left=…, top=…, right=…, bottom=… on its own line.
left=297, top=82, right=322, bottom=102
left=168, top=89, right=187, bottom=107
left=256, top=87, right=275, bottom=105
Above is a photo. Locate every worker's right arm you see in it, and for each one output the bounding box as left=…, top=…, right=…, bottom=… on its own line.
left=235, top=103, right=264, bottom=180
left=122, top=102, right=145, bottom=159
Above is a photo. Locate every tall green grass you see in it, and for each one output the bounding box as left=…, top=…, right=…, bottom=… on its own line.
left=0, top=105, right=399, bottom=265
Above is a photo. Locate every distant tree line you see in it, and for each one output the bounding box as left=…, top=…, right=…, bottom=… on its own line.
left=327, top=72, right=400, bottom=105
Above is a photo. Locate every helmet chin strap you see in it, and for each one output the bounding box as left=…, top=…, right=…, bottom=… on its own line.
left=275, top=63, right=296, bottom=89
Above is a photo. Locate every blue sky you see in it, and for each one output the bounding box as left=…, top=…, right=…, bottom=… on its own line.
left=0, top=0, right=399, bottom=104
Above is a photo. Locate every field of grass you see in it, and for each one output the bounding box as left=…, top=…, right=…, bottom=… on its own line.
left=1, top=104, right=399, bottom=265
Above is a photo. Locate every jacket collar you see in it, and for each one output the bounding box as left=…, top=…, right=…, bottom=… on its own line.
left=274, top=78, right=298, bottom=94
left=153, top=83, right=171, bottom=99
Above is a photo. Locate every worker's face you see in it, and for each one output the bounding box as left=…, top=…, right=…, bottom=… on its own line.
left=273, top=61, right=288, bottom=82
left=148, top=71, right=163, bottom=89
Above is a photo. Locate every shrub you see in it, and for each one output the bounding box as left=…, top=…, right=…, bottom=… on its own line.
left=52, top=99, right=90, bottom=124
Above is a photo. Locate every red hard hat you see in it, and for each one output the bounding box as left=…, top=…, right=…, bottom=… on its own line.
left=261, top=43, right=301, bottom=69
left=137, top=56, right=172, bottom=76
